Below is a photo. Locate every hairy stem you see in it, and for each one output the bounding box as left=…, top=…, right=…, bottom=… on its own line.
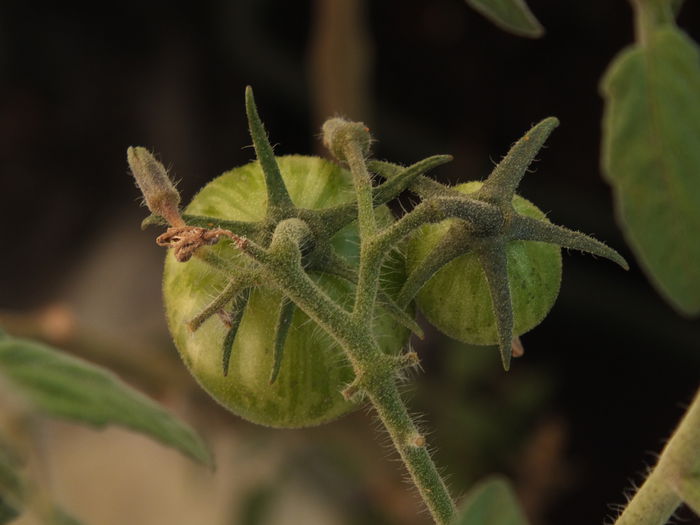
left=614, top=388, right=700, bottom=525
left=367, top=374, right=456, bottom=524
left=254, top=228, right=456, bottom=524
left=345, top=140, right=379, bottom=323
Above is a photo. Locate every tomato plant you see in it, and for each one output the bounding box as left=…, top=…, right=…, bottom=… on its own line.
left=3, top=1, right=700, bottom=524
left=406, top=181, right=562, bottom=345
left=163, top=155, right=410, bottom=428
left=127, top=90, right=632, bottom=525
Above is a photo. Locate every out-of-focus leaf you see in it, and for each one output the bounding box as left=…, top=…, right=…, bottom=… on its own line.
left=237, top=484, right=278, bottom=525
left=671, top=0, right=684, bottom=16
left=0, top=493, right=19, bottom=524
left=0, top=503, right=18, bottom=525
left=49, top=508, right=86, bottom=525
left=601, top=27, right=700, bottom=316
left=465, top=0, right=543, bottom=38
left=0, top=443, right=23, bottom=524
left=0, top=435, right=89, bottom=525
left=453, top=476, right=529, bottom=525
left=0, top=336, right=212, bottom=467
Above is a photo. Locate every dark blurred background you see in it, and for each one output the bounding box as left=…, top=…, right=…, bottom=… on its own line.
left=1, top=1, right=699, bottom=524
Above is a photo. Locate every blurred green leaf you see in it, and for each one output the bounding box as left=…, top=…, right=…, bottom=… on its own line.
left=465, top=0, right=543, bottom=38
left=236, top=484, right=278, bottom=525
left=0, top=336, right=212, bottom=467
left=453, top=476, right=529, bottom=525
left=0, top=434, right=88, bottom=525
left=671, top=0, right=684, bottom=16
left=0, top=503, right=19, bottom=525
left=49, top=508, right=85, bottom=525
left=0, top=494, right=19, bottom=524
left=601, top=27, right=700, bottom=316
left=0, top=442, right=23, bottom=524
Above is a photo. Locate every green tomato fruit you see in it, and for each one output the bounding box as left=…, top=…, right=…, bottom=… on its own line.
left=163, top=155, right=410, bottom=428
left=406, top=181, right=562, bottom=345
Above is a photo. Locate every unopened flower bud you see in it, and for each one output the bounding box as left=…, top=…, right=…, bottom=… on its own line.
left=322, top=118, right=372, bottom=163
left=127, top=147, right=183, bottom=226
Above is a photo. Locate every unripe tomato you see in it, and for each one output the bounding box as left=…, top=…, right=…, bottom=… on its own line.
left=406, top=181, right=562, bottom=345
left=163, top=155, right=410, bottom=428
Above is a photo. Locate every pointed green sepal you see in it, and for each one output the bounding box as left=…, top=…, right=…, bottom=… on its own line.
left=141, top=214, right=163, bottom=230
left=313, top=156, right=455, bottom=236
left=368, top=159, right=453, bottom=199
left=398, top=223, right=472, bottom=308
left=269, top=298, right=295, bottom=385
left=244, top=86, right=295, bottom=214
left=511, top=215, right=629, bottom=270
left=310, top=203, right=360, bottom=240
left=378, top=293, right=425, bottom=339
left=373, top=155, right=454, bottom=205
left=222, top=288, right=251, bottom=376
left=478, top=117, right=559, bottom=204
left=466, top=0, right=544, bottom=39
left=478, top=243, right=514, bottom=371
left=188, top=278, right=244, bottom=333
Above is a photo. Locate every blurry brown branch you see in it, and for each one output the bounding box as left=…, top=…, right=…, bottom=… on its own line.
left=308, top=0, right=374, bottom=151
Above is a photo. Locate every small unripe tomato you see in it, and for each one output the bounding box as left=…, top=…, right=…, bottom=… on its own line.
left=406, top=181, right=562, bottom=345
left=163, top=155, right=410, bottom=428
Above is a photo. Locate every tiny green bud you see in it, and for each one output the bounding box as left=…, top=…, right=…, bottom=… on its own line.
left=127, top=146, right=183, bottom=227
left=322, top=118, right=372, bottom=162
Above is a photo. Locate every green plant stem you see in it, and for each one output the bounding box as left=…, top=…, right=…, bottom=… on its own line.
left=614, top=388, right=700, bottom=525
left=251, top=223, right=456, bottom=524
left=630, top=0, right=674, bottom=46
left=345, top=136, right=377, bottom=240
left=345, top=140, right=379, bottom=323
left=366, top=374, right=456, bottom=525
left=374, top=197, right=500, bottom=254
left=321, top=253, right=425, bottom=337
left=372, top=155, right=453, bottom=204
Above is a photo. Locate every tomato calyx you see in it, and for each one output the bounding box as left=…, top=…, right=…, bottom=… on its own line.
left=129, top=87, right=630, bottom=380
left=128, top=89, right=635, bottom=518
left=373, top=117, right=630, bottom=370
left=130, top=88, right=448, bottom=385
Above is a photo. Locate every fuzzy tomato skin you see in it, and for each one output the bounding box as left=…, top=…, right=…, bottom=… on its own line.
left=406, top=181, right=562, bottom=345
left=163, top=155, right=409, bottom=428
